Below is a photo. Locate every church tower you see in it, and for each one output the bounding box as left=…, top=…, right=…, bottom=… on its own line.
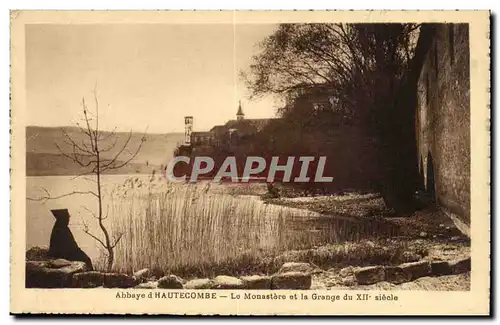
left=184, top=116, right=193, bottom=145
left=236, top=100, right=245, bottom=120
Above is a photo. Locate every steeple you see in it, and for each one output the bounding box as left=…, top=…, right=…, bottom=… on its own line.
left=236, top=100, right=244, bottom=120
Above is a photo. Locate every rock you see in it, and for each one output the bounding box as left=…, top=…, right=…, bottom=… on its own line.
left=385, top=266, right=410, bottom=284
left=103, top=273, right=139, bottom=288
left=48, top=258, right=72, bottom=268
left=271, top=272, right=311, bottom=289
left=26, top=247, right=49, bottom=261
left=279, top=262, right=313, bottom=274
left=402, top=251, right=421, bottom=262
left=360, top=281, right=396, bottom=290
left=419, top=231, right=428, bottom=238
left=341, top=275, right=357, bottom=286
left=133, top=268, right=151, bottom=282
left=431, top=261, right=452, bottom=276
left=354, top=266, right=385, bottom=285
left=449, top=257, right=471, bottom=274
left=135, top=281, right=159, bottom=289
left=150, top=268, right=165, bottom=279
left=158, top=275, right=184, bottom=289
left=339, top=266, right=355, bottom=277
left=211, top=276, right=245, bottom=289
left=72, top=271, right=105, bottom=288
left=399, top=261, right=431, bottom=280
left=26, top=260, right=87, bottom=288
left=240, top=275, right=271, bottom=289
left=184, top=278, right=213, bottom=289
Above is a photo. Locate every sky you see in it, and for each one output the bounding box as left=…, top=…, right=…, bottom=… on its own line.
left=26, top=23, right=279, bottom=133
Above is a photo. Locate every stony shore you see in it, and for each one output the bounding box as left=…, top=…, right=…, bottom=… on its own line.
left=26, top=245, right=470, bottom=290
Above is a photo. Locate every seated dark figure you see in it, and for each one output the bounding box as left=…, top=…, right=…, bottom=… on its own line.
left=48, top=209, right=93, bottom=271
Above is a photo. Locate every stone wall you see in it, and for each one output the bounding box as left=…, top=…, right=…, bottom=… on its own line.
left=416, top=24, right=470, bottom=231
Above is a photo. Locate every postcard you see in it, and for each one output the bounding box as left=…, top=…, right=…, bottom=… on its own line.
left=10, top=10, right=490, bottom=315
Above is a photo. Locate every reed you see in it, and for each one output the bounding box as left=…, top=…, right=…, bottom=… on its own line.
left=108, top=182, right=322, bottom=276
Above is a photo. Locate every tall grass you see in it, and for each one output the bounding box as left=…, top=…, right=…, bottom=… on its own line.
left=108, top=182, right=326, bottom=275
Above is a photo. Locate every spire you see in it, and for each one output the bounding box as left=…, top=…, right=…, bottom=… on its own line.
left=236, top=100, right=244, bottom=120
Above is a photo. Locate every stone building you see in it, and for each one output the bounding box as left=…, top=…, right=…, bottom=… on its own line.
left=415, top=24, right=470, bottom=234
left=189, top=101, right=275, bottom=148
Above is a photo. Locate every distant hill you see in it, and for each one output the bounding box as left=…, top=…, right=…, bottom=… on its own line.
left=26, top=126, right=184, bottom=176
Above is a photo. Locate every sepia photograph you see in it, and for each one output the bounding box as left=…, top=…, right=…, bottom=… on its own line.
left=10, top=10, right=490, bottom=315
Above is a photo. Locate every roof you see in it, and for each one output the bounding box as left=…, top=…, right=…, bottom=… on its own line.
left=225, top=118, right=275, bottom=133
left=237, top=101, right=244, bottom=116
left=191, top=131, right=214, bottom=137
left=209, top=125, right=227, bottom=134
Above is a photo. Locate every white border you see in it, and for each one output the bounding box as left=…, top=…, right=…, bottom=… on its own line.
left=2, top=1, right=497, bottom=324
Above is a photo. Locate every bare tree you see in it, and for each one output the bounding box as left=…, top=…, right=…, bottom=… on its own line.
left=29, top=87, right=146, bottom=271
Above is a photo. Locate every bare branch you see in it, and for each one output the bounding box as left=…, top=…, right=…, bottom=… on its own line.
left=82, top=98, right=96, bottom=152
left=101, top=135, right=146, bottom=171
left=69, top=171, right=97, bottom=182
left=82, top=218, right=107, bottom=249
left=99, top=136, right=119, bottom=153
left=80, top=205, right=98, bottom=219
left=27, top=189, right=99, bottom=202
left=111, top=233, right=123, bottom=249
left=99, top=126, right=117, bottom=141
left=102, top=205, right=110, bottom=220
left=100, top=128, right=147, bottom=171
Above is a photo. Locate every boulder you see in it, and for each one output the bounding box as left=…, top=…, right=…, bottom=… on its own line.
left=135, top=281, right=159, bottom=289
left=341, top=275, right=357, bottom=286
left=384, top=266, right=410, bottom=284
left=211, top=276, right=245, bottom=289
left=48, top=259, right=72, bottom=268
left=26, top=246, right=49, bottom=261
left=240, top=275, right=272, bottom=289
left=26, top=260, right=87, bottom=288
left=271, top=272, right=311, bottom=289
left=354, top=266, right=385, bottom=285
left=431, top=261, right=452, bottom=276
left=339, top=266, right=356, bottom=278
left=150, top=268, right=165, bottom=279
left=158, top=275, right=184, bottom=289
left=72, top=271, right=105, bottom=288
left=449, top=257, right=471, bottom=274
left=133, top=268, right=151, bottom=282
left=399, top=261, right=431, bottom=280
left=184, top=278, right=213, bottom=289
left=279, top=262, right=314, bottom=274
left=103, top=273, right=139, bottom=288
